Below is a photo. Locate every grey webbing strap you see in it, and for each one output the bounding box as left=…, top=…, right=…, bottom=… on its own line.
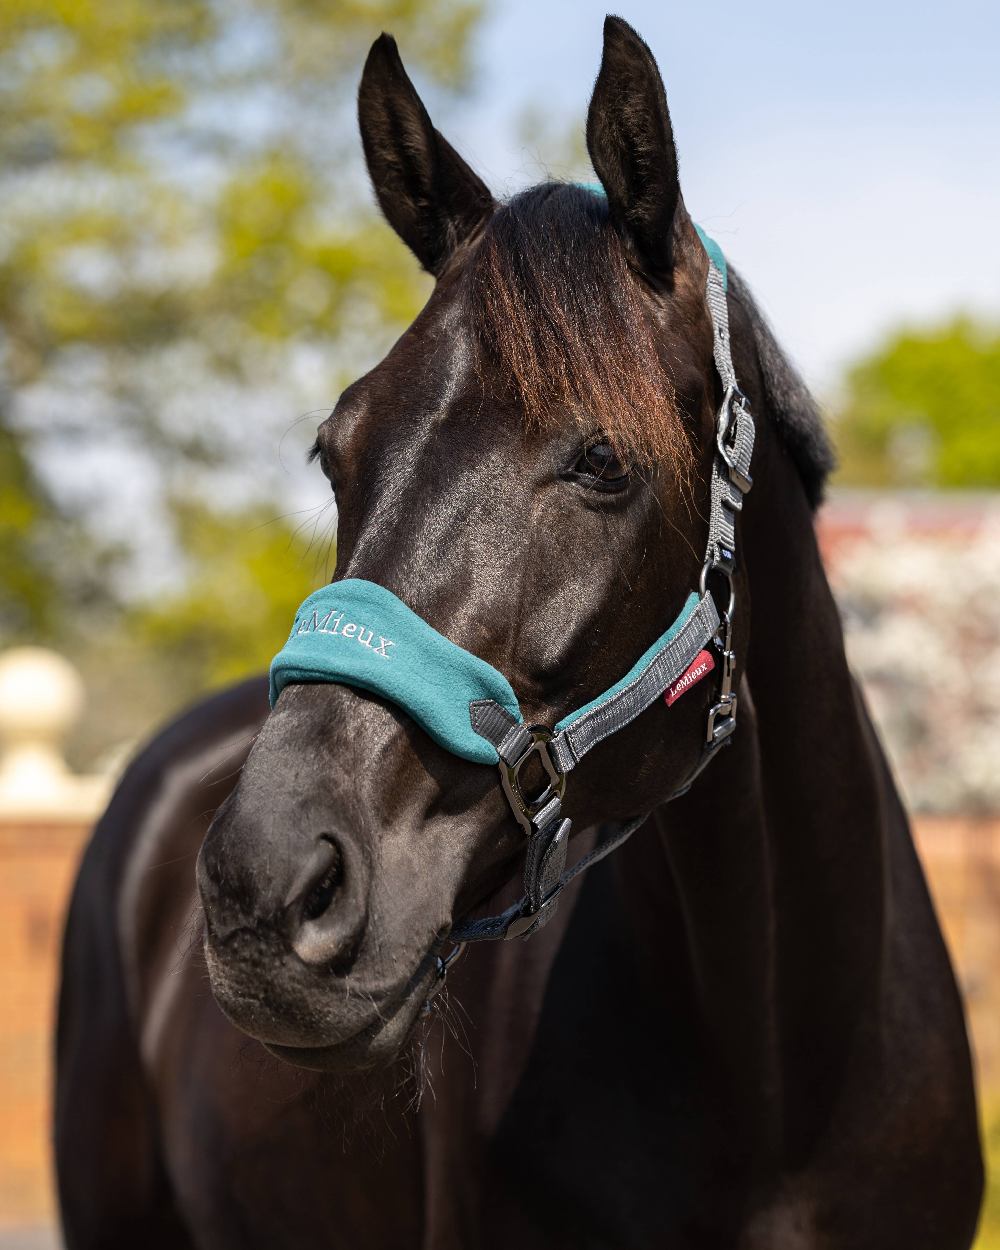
left=497, top=721, right=535, bottom=766
left=706, top=260, right=737, bottom=393
left=449, top=813, right=643, bottom=943
left=450, top=808, right=569, bottom=942
left=548, top=590, right=719, bottom=775
left=523, top=814, right=570, bottom=915
left=704, top=260, right=754, bottom=573
left=469, top=700, right=520, bottom=755
left=467, top=710, right=541, bottom=767
left=467, top=590, right=719, bottom=773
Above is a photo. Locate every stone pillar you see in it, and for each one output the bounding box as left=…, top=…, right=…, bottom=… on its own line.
left=0, top=648, right=109, bottom=819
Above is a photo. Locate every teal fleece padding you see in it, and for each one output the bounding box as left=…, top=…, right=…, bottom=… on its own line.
left=268, top=581, right=522, bottom=766
left=554, top=592, right=700, bottom=733
left=694, top=225, right=728, bottom=292
left=576, top=183, right=727, bottom=292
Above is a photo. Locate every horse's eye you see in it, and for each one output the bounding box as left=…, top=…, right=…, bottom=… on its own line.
left=569, top=440, right=630, bottom=491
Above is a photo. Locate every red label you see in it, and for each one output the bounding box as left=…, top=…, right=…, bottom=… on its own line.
left=665, top=649, right=715, bottom=707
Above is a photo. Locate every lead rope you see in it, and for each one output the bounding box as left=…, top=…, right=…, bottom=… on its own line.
left=437, top=248, right=755, bottom=971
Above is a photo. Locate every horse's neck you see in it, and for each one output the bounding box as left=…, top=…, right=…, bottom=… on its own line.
left=631, top=431, right=892, bottom=1162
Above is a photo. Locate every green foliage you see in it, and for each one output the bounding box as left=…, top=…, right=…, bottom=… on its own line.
left=0, top=397, right=124, bottom=652
left=0, top=0, right=478, bottom=387
left=0, top=1, right=210, bottom=167
left=130, top=502, right=334, bottom=696
left=835, top=318, right=1000, bottom=488
left=0, top=408, right=57, bottom=638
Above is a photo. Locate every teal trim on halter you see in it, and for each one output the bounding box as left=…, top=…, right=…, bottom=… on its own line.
left=553, top=591, right=700, bottom=733
left=694, top=224, right=728, bottom=292
left=269, top=581, right=522, bottom=766
left=574, top=182, right=727, bottom=293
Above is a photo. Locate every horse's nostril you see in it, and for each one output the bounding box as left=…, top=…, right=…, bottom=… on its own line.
left=289, top=834, right=366, bottom=970
left=301, top=841, right=343, bottom=922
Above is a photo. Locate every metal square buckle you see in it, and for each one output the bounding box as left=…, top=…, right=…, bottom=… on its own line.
left=716, top=386, right=753, bottom=494
left=706, top=693, right=738, bottom=746
left=499, top=726, right=566, bottom=836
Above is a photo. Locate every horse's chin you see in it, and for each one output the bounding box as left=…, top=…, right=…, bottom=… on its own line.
left=263, top=1012, right=416, bottom=1073
left=220, top=951, right=441, bottom=1074
left=265, top=967, right=438, bottom=1072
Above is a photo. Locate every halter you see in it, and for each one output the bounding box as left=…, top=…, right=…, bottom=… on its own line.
left=268, top=228, right=754, bottom=974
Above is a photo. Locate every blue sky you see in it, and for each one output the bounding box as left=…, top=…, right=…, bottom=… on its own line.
left=438, top=0, right=1000, bottom=391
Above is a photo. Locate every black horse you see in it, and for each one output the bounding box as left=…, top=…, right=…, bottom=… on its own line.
left=55, top=18, right=983, bottom=1249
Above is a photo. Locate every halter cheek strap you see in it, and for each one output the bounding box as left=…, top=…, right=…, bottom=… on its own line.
left=452, top=235, right=754, bottom=943
left=268, top=229, right=754, bottom=953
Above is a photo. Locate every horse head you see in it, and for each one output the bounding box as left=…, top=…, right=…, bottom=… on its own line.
left=196, top=18, right=739, bottom=1072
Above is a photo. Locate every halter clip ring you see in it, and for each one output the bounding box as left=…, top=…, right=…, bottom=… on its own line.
left=699, top=560, right=736, bottom=620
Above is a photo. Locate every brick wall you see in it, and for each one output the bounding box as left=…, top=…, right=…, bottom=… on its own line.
left=916, top=818, right=1000, bottom=1094
left=0, top=821, right=90, bottom=1228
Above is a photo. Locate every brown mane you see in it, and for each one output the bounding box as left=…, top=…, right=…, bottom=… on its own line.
left=463, top=181, right=835, bottom=508
left=462, top=182, right=692, bottom=472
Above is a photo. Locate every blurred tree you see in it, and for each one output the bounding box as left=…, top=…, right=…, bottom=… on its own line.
left=1, top=386, right=123, bottom=642
left=0, top=0, right=480, bottom=494
left=835, top=317, right=1000, bottom=488
left=0, top=0, right=483, bottom=751
left=130, top=499, right=337, bottom=693
left=64, top=499, right=335, bottom=768
left=0, top=404, right=58, bottom=638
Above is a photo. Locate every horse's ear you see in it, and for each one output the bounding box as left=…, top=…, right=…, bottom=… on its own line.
left=358, top=34, right=494, bottom=277
left=586, top=17, right=681, bottom=281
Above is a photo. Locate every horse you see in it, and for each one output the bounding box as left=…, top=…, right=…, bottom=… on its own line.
left=55, top=18, right=983, bottom=1249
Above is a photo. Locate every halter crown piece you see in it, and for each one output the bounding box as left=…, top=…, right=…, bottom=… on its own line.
left=269, top=223, right=754, bottom=972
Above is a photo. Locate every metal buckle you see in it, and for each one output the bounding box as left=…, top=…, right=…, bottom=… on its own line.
left=505, top=897, right=557, bottom=940
left=716, top=386, right=753, bottom=494
left=706, top=692, right=738, bottom=745
left=705, top=608, right=738, bottom=746
left=499, top=726, right=567, bottom=836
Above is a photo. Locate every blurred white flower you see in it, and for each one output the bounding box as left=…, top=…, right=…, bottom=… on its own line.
left=823, top=493, right=1000, bottom=813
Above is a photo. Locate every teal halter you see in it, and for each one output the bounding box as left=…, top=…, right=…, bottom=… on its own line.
left=270, top=582, right=709, bottom=768
left=269, top=227, right=754, bottom=947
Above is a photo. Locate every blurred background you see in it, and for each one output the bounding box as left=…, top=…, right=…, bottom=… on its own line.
left=0, top=0, right=998, bottom=1245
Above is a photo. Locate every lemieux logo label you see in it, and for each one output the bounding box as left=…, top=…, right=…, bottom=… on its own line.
left=296, top=608, right=395, bottom=659
left=664, top=649, right=715, bottom=707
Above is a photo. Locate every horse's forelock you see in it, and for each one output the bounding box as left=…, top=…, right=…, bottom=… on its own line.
left=461, top=182, right=693, bottom=474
